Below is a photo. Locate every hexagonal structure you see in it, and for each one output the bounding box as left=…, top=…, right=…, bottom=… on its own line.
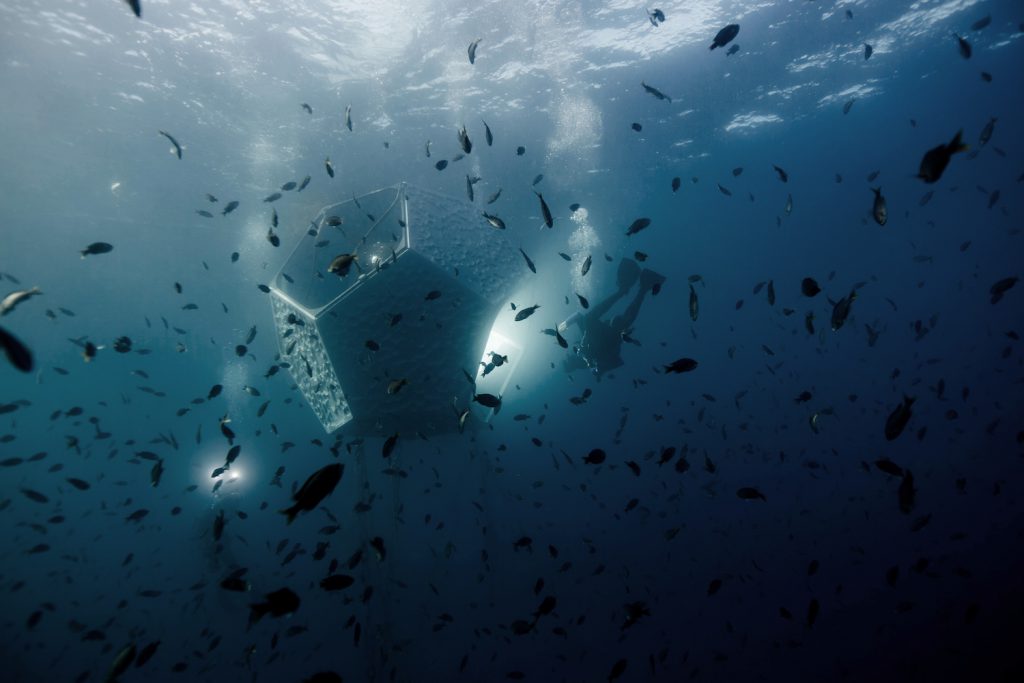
left=269, top=183, right=520, bottom=435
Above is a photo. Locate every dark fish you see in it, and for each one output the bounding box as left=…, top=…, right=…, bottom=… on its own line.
left=736, top=486, right=766, bottom=501
left=516, top=146, right=525, bottom=156
left=263, top=192, right=282, bottom=203
left=583, top=448, right=605, bottom=464
left=486, top=188, right=502, bottom=204
left=515, top=305, right=540, bottom=321
left=457, top=125, right=472, bottom=154
left=249, top=587, right=300, bottom=623
left=320, top=574, right=355, bottom=591
left=135, top=640, right=160, bottom=668
left=298, top=175, right=311, bottom=191
left=710, top=23, right=739, bottom=50
left=535, top=192, right=553, bottom=228
left=281, top=463, right=344, bottom=524
left=830, top=290, right=856, bottom=331
left=158, top=130, right=182, bottom=159
left=66, top=477, right=90, bottom=491
left=195, top=209, right=213, bottom=218
left=465, top=175, right=474, bottom=202
left=898, top=470, right=916, bottom=514
left=106, top=644, right=137, bottom=682
left=435, top=159, right=448, bottom=171
left=864, top=43, right=873, bottom=60
left=885, top=395, right=915, bottom=441
left=772, top=165, right=788, bottom=183
left=979, top=117, right=996, bottom=147
left=954, top=33, right=971, bottom=59
left=222, top=200, right=239, bottom=216
left=123, top=0, right=141, bottom=18
left=664, top=357, right=697, bottom=373
left=382, top=432, right=398, bottom=458
left=327, top=253, right=358, bottom=277
left=576, top=293, right=589, bottom=309
left=483, top=212, right=506, bottom=230
left=301, top=102, right=312, bottom=114
left=281, top=181, right=297, bottom=191
left=689, top=285, right=698, bottom=321
left=467, top=38, right=481, bottom=64
left=581, top=254, right=592, bottom=276
left=801, top=277, right=820, bottom=297
left=874, top=459, right=904, bottom=477
left=843, top=99, right=855, bottom=115
left=989, top=277, right=1018, bottom=304
left=631, top=122, right=642, bottom=132
left=519, top=248, right=536, bottom=273
left=717, top=183, right=732, bottom=196
left=80, top=242, right=113, bottom=258
left=344, top=104, right=352, bottom=132
left=482, top=120, right=493, bottom=146
left=325, top=157, right=335, bottom=178
left=472, top=393, right=501, bottom=409
left=871, top=187, right=887, bottom=225
left=971, top=15, right=990, bottom=31
left=671, top=176, right=681, bottom=192
left=917, top=130, right=967, bottom=183
left=21, top=488, right=48, bottom=503
left=0, top=325, right=33, bottom=372
left=206, top=193, right=218, bottom=202
left=640, top=81, right=671, bottom=103
left=625, top=217, right=651, bottom=236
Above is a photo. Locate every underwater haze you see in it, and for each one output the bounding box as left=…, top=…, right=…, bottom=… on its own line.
left=2, top=0, right=1023, bottom=681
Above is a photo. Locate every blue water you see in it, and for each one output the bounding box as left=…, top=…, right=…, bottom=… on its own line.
left=2, top=1, right=1023, bottom=681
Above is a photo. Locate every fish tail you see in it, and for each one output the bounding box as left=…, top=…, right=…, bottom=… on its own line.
left=279, top=506, right=298, bottom=525
left=949, top=129, right=968, bottom=153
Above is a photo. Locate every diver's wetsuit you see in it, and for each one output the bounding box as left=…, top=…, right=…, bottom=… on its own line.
left=562, top=259, right=663, bottom=377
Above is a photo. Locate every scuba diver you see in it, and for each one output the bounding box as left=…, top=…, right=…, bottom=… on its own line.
left=559, top=258, right=665, bottom=378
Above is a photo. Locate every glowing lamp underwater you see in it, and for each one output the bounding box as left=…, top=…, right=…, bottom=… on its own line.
left=268, top=183, right=522, bottom=436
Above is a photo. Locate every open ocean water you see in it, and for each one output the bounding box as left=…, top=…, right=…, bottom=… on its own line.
left=1, top=1, right=1023, bottom=682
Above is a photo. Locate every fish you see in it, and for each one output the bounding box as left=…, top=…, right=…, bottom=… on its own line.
left=689, top=285, right=699, bottom=321
left=280, top=463, right=343, bottom=524
left=576, top=293, right=589, bottom=309
left=532, top=173, right=544, bottom=186
left=971, top=15, right=991, bottom=31
left=222, top=200, right=239, bottom=215
left=481, top=119, right=494, bottom=147
left=671, top=177, right=681, bottom=192
left=631, top=122, right=642, bottom=132
left=486, top=188, right=502, bottom=204
left=195, top=209, right=213, bottom=218
left=843, top=99, right=855, bottom=115
left=717, top=183, right=732, bottom=196
left=583, top=449, right=606, bottom=465
left=726, top=44, right=739, bottom=55
left=515, top=305, right=540, bottom=321
left=263, top=192, right=282, bottom=203
left=301, top=102, right=312, bottom=114
left=150, top=458, right=164, bottom=487
left=784, top=193, right=793, bottom=215
left=482, top=212, right=505, bottom=230
left=266, top=227, right=279, bottom=247
left=736, top=486, right=766, bottom=501
left=772, top=165, right=788, bottom=183
left=465, top=175, right=474, bottom=202
left=382, top=433, right=398, bottom=458
left=530, top=191, right=553, bottom=228
left=710, top=24, right=739, bottom=50
left=885, top=396, right=915, bottom=441
left=1, top=286, right=42, bottom=317
left=864, top=43, right=873, bottom=60
left=434, top=159, right=448, bottom=171
left=766, top=280, right=775, bottom=306
left=473, top=393, right=501, bottom=409
left=327, top=253, right=358, bottom=277
left=3, top=326, right=36, bottom=372
left=320, top=574, right=355, bottom=591
left=80, top=242, right=113, bottom=258
left=158, top=130, right=182, bottom=159
left=298, top=175, right=311, bottom=191
left=325, top=157, right=335, bottom=178
left=467, top=38, right=481, bottom=64
left=954, top=33, right=971, bottom=59
left=106, top=644, right=137, bottom=682
left=344, top=104, right=352, bottom=131
left=871, top=187, right=887, bottom=225
left=386, top=378, right=407, bottom=395
left=123, top=0, right=141, bottom=18
left=664, top=357, right=697, bottom=373
left=516, top=146, right=525, bottom=156
left=249, top=587, right=300, bottom=623
left=830, top=290, right=857, bottom=331
left=979, top=117, right=996, bottom=147
left=989, top=277, right=1017, bottom=304
left=457, top=125, right=472, bottom=154
left=801, top=277, right=821, bottom=297
left=917, top=130, right=967, bottom=183
left=518, top=248, right=536, bottom=273
left=581, top=255, right=592, bottom=276
left=640, top=81, right=672, bottom=103
left=625, top=217, right=651, bottom=236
